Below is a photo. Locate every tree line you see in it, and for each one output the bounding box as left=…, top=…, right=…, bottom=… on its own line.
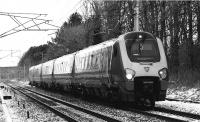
left=18, top=0, right=200, bottom=85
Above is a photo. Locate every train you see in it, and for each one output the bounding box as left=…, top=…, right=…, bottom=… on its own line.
left=29, top=31, right=168, bottom=106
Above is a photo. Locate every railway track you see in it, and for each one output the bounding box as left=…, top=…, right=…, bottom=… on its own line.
left=5, top=82, right=200, bottom=122
left=7, top=85, right=121, bottom=122
left=16, top=88, right=200, bottom=122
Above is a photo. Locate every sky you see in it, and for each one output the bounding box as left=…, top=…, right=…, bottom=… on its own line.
left=0, top=0, right=82, bottom=67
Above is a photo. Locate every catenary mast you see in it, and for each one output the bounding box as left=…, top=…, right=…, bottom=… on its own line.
left=134, top=0, right=140, bottom=31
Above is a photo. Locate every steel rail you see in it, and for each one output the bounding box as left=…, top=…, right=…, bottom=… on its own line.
left=153, top=107, right=200, bottom=120
left=166, top=98, right=200, bottom=104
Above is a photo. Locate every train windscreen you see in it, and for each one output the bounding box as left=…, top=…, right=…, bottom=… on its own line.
left=125, top=32, right=160, bottom=62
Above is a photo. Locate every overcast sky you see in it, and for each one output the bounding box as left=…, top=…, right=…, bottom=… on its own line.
left=0, top=0, right=81, bottom=67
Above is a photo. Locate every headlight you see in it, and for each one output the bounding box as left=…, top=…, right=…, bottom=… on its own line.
left=158, top=68, right=168, bottom=80
left=125, top=68, right=135, bottom=80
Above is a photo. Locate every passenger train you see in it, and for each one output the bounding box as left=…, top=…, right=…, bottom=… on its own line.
left=29, top=31, right=168, bottom=106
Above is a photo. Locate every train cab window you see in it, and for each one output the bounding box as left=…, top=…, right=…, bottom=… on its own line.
left=131, top=39, right=157, bottom=56
left=125, top=32, right=160, bottom=62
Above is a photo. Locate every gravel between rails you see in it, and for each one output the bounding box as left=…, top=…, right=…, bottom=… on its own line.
left=156, top=100, right=200, bottom=116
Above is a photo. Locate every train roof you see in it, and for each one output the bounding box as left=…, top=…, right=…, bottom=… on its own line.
left=75, top=38, right=117, bottom=55
left=54, top=53, right=75, bottom=63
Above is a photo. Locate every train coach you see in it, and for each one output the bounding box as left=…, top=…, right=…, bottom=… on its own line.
left=29, top=31, right=168, bottom=106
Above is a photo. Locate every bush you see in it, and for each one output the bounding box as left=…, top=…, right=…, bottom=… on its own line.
left=170, top=68, right=200, bottom=87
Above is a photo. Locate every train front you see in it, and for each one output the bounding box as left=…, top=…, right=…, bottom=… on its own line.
left=118, top=31, right=168, bottom=106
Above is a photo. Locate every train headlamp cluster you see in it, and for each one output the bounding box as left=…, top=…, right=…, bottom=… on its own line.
left=125, top=68, right=135, bottom=80
left=158, top=68, right=168, bottom=80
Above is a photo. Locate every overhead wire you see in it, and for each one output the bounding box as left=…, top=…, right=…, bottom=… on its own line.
left=0, top=12, right=47, bottom=16
left=0, top=20, right=51, bottom=38
left=0, top=1, right=90, bottom=38
left=0, top=12, right=59, bottom=38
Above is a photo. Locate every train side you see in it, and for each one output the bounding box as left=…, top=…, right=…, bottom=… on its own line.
left=73, top=39, right=116, bottom=96
left=41, top=59, right=55, bottom=88
left=53, top=53, right=75, bottom=91
left=29, top=64, right=42, bottom=86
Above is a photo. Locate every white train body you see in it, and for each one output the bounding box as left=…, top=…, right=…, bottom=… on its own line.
left=29, top=31, right=168, bottom=106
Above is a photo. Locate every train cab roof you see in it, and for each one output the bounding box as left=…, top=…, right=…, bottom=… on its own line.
left=119, top=31, right=157, bottom=40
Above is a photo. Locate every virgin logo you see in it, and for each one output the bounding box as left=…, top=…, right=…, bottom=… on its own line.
left=144, top=67, right=150, bottom=72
